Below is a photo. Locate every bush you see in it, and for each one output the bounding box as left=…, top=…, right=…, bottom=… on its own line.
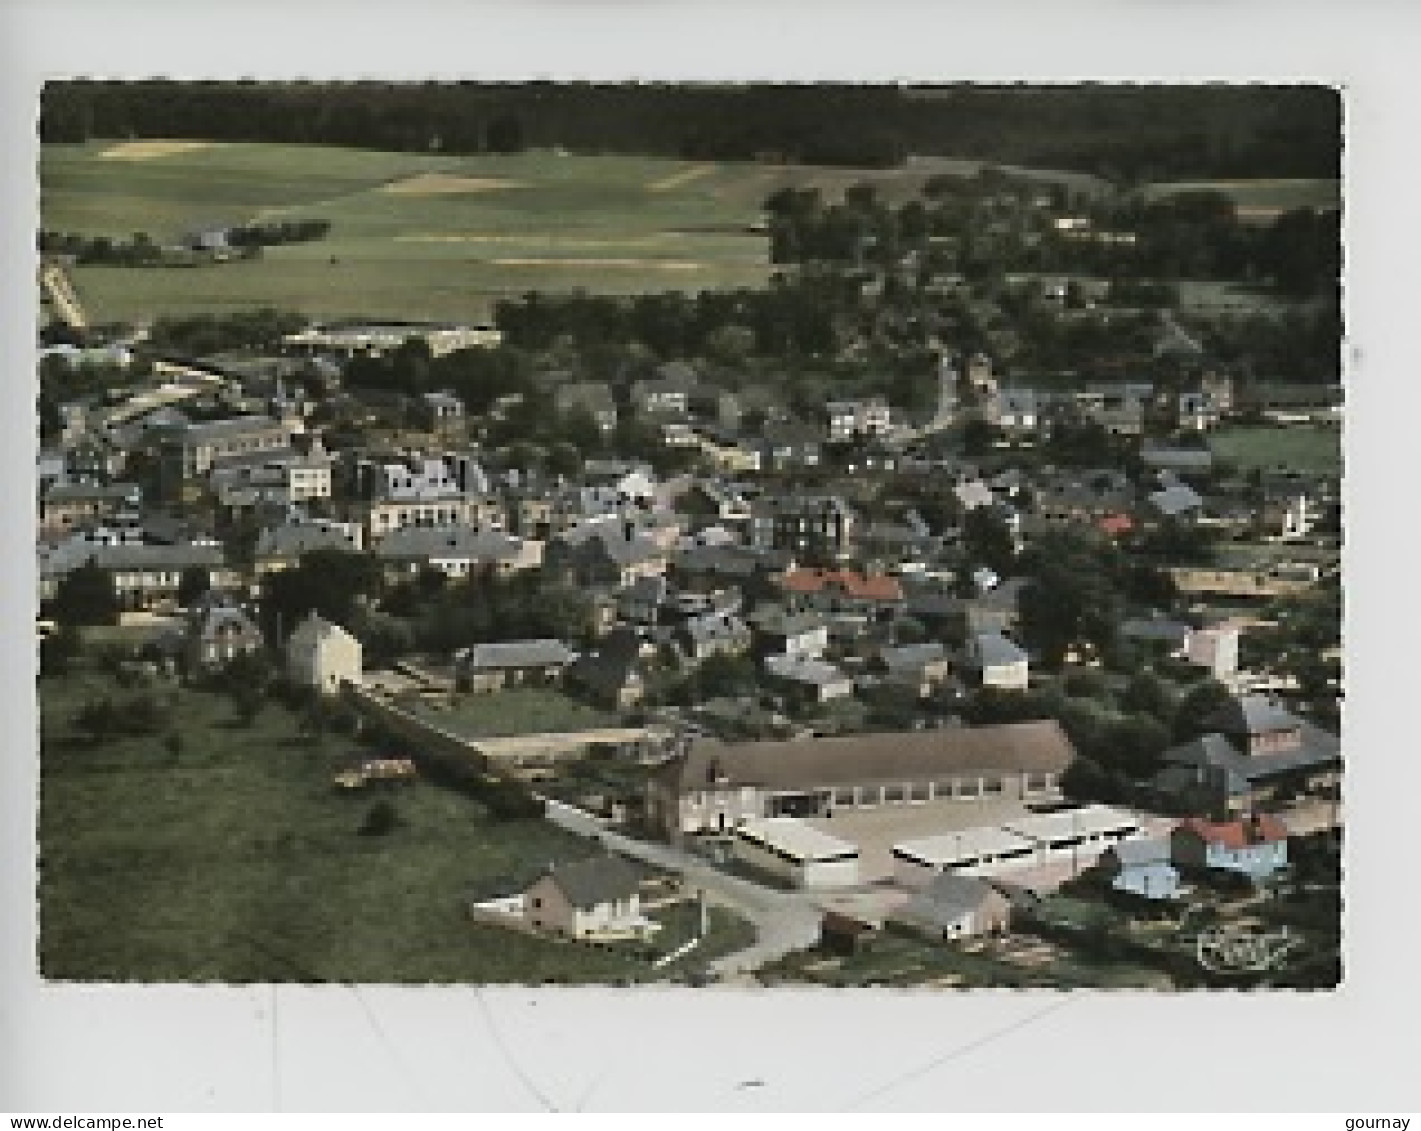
left=358, top=800, right=400, bottom=837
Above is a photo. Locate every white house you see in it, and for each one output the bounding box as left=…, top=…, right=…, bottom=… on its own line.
left=732, top=817, right=860, bottom=888
left=969, top=631, right=1029, bottom=690
left=1185, top=624, right=1241, bottom=680
left=286, top=613, right=363, bottom=695
left=522, top=855, right=654, bottom=941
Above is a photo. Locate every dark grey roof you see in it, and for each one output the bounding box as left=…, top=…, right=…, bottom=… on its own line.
left=1141, top=446, right=1213, bottom=471
left=974, top=631, right=1026, bottom=667
left=554, top=381, right=616, bottom=413
left=43, top=481, right=141, bottom=504
left=375, top=527, right=522, bottom=562
left=661, top=719, right=1076, bottom=794
left=674, top=543, right=770, bottom=578
left=889, top=874, right=1002, bottom=929
left=1106, top=837, right=1172, bottom=868
left=1204, top=694, right=1303, bottom=738
left=459, top=639, right=576, bottom=671
left=179, top=414, right=288, bottom=442
left=256, top=524, right=359, bottom=559
left=1150, top=481, right=1204, bottom=516
left=544, top=854, right=643, bottom=908
left=748, top=608, right=828, bottom=638
left=1119, top=618, right=1192, bottom=646
left=193, top=603, right=262, bottom=643
left=881, top=642, right=948, bottom=670
left=89, top=544, right=225, bottom=570
left=568, top=630, right=644, bottom=695
left=1159, top=727, right=1340, bottom=792
left=682, top=612, right=749, bottom=645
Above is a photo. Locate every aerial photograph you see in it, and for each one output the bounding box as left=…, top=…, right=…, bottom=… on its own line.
left=35, top=82, right=1342, bottom=990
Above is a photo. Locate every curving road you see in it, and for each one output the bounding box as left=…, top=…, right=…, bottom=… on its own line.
left=541, top=800, right=822, bottom=980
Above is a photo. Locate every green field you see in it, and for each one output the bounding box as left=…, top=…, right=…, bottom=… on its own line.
left=410, top=687, right=621, bottom=739
left=39, top=665, right=667, bottom=982
left=1142, top=177, right=1340, bottom=222
left=1209, top=423, right=1343, bottom=475
left=40, top=141, right=1157, bottom=325
left=43, top=142, right=989, bottom=326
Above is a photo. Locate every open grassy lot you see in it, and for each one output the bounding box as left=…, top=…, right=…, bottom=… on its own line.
left=1209, top=423, right=1343, bottom=475
left=42, top=142, right=1112, bottom=324
left=409, top=687, right=621, bottom=739
left=1142, top=177, right=1340, bottom=223
left=38, top=664, right=655, bottom=983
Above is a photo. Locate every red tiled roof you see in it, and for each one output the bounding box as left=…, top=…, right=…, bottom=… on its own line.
left=780, top=568, right=904, bottom=601
left=1098, top=512, right=1135, bottom=536
left=1175, top=814, right=1290, bottom=849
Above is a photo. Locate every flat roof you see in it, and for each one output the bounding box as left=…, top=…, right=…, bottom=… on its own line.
left=1001, top=804, right=1141, bottom=843
left=891, top=826, right=1036, bottom=868
left=736, top=817, right=859, bottom=864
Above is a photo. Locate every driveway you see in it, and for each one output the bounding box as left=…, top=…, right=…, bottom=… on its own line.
left=542, top=800, right=822, bottom=979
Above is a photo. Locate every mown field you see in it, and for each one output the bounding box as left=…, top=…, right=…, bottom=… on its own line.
left=1209, top=423, right=1343, bottom=475
left=38, top=140, right=1181, bottom=326
left=411, top=687, right=621, bottom=739
left=1141, top=177, right=1340, bottom=223
left=38, top=661, right=679, bottom=983
left=42, top=142, right=1006, bottom=325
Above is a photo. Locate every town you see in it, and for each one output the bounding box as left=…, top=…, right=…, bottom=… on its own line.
left=36, top=83, right=1342, bottom=989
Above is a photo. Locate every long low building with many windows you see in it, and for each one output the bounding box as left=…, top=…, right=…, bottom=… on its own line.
left=646, top=720, right=1075, bottom=842
left=891, top=804, right=1143, bottom=887
left=892, top=827, right=1039, bottom=888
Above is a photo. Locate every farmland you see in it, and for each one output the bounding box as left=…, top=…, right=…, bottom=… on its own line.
left=1141, top=177, right=1340, bottom=223
left=42, top=142, right=1342, bottom=325
left=42, top=142, right=1004, bottom=325
left=40, top=141, right=1143, bottom=326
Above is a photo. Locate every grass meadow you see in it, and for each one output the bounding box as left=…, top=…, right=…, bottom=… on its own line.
left=38, top=660, right=679, bottom=983
left=1209, top=423, right=1343, bottom=475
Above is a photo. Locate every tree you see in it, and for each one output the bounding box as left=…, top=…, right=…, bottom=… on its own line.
left=261, top=549, right=382, bottom=641
left=961, top=506, right=1017, bottom=576
left=486, top=114, right=525, bottom=154
left=358, top=799, right=400, bottom=837
left=177, top=566, right=210, bottom=608
left=1172, top=679, right=1237, bottom=742
left=52, top=562, right=119, bottom=627
left=40, top=624, right=83, bottom=678
left=693, top=652, right=759, bottom=700
left=1120, top=671, right=1175, bottom=722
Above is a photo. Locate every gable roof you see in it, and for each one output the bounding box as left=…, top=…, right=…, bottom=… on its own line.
left=1175, top=814, right=1290, bottom=849
left=780, top=568, right=903, bottom=602
left=458, top=639, right=576, bottom=671
left=890, top=874, right=1004, bottom=929
left=542, top=854, right=642, bottom=908
left=1204, top=694, right=1302, bottom=738
left=662, top=720, right=1075, bottom=795
left=1150, top=481, right=1205, bottom=516
left=973, top=631, right=1026, bottom=668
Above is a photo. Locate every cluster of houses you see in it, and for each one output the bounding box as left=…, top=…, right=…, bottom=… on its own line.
left=38, top=313, right=1342, bottom=973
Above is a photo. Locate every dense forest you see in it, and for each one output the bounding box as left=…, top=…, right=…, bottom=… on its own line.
left=40, top=82, right=1340, bottom=183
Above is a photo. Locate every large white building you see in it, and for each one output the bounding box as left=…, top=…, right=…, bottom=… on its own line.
left=891, top=805, right=1143, bottom=887
left=733, top=818, right=861, bottom=889
left=647, top=721, right=1075, bottom=841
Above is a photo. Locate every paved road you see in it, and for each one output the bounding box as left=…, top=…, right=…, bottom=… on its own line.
left=542, top=800, right=821, bottom=979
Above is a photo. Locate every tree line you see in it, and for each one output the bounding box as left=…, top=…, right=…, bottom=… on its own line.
left=41, top=82, right=1339, bottom=182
